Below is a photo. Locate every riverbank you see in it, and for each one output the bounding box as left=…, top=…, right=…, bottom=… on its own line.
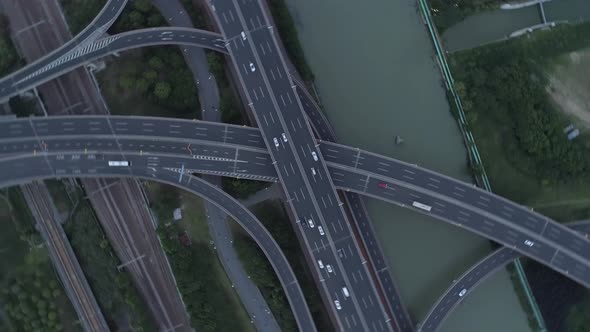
left=450, top=21, right=590, bottom=330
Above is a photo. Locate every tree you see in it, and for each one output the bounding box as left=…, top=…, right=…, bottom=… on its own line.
left=148, top=56, right=164, bottom=70
left=153, top=81, right=171, bottom=99
left=128, top=11, right=145, bottom=29
left=119, top=75, right=135, bottom=89
left=135, top=78, right=150, bottom=94
left=133, top=0, right=152, bottom=13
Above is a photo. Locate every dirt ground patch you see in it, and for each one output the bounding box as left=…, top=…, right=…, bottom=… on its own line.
left=546, top=48, right=590, bottom=128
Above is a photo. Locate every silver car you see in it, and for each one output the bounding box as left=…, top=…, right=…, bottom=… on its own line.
left=281, top=133, right=288, bottom=142
left=273, top=137, right=279, bottom=148
left=318, top=226, right=325, bottom=236
left=311, top=151, right=318, bottom=161
left=249, top=62, right=256, bottom=72
left=334, top=300, right=341, bottom=310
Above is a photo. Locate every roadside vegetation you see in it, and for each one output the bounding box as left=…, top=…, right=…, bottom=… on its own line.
left=449, top=22, right=590, bottom=331
left=0, top=187, right=80, bottom=332
left=0, top=15, right=22, bottom=76
left=147, top=182, right=255, bottom=332
left=222, top=177, right=270, bottom=199
left=207, top=52, right=247, bottom=124
left=428, top=0, right=500, bottom=32
left=232, top=200, right=334, bottom=332
left=60, top=0, right=106, bottom=35
left=267, top=0, right=314, bottom=82
left=54, top=181, right=157, bottom=331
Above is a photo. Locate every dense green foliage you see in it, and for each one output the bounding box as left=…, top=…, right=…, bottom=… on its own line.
left=157, top=223, right=248, bottom=331
left=234, top=200, right=333, bottom=331
left=111, top=0, right=166, bottom=33
left=451, top=23, right=590, bottom=182
left=61, top=0, right=106, bottom=34
left=206, top=52, right=245, bottom=124
left=115, top=47, right=200, bottom=116
left=267, top=0, right=313, bottom=81
left=150, top=184, right=182, bottom=222
left=0, top=15, right=22, bottom=76
left=0, top=253, right=69, bottom=332
left=180, top=0, right=208, bottom=29
left=222, top=177, right=269, bottom=199
left=566, top=297, right=590, bottom=332
left=64, top=194, right=156, bottom=331
left=428, top=0, right=500, bottom=32
left=9, top=96, right=37, bottom=117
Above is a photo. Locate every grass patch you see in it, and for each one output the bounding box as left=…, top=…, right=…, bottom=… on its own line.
left=147, top=182, right=255, bottom=332
left=232, top=200, right=334, bottom=332
left=450, top=22, right=590, bottom=222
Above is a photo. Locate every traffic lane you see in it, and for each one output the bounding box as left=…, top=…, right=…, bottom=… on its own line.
left=550, top=251, right=590, bottom=287
left=0, top=155, right=315, bottom=331
left=542, top=223, right=590, bottom=261
left=420, top=248, right=520, bottom=332
left=331, top=167, right=590, bottom=276
left=345, top=193, right=412, bottom=331
left=210, top=0, right=247, bottom=37
left=326, top=145, right=590, bottom=260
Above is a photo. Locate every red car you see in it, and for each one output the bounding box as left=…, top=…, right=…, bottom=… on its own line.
left=378, top=183, right=388, bottom=189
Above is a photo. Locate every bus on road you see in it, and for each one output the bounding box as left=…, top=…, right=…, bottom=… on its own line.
left=412, top=201, right=432, bottom=212
left=108, top=161, right=130, bottom=167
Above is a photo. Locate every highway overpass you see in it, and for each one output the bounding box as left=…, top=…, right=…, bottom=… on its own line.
left=419, top=221, right=590, bottom=332
left=1, top=120, right=590, bottom=290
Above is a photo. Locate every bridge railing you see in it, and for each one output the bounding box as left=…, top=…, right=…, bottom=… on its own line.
left=415, top=1, right=547, bottom=331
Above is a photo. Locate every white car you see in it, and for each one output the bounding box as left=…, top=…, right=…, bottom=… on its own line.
left=458, top=288, right=467, bottom=297
left=307, top=218, right=315, bottom=228
left=318, top=226, right=325, bottom=236
left=326, top=265, right=333, bottom=273
left=311, top=151, right=318, bottom=161
left=273, top=137, right=279, bottom=148
left=249, top=62, right=256, bottom=72
left=334, top=300, right=341, bottom=310
left=524, top=240, right=534, bottom=247
left=311, top=168, right=317, bottom=176
left=342, top=287, right=350, bottom=298
left=241, top=31, right=246, bottom=40
left=318, top=260, right=324, bottom=269
left=281, top=133, right=288, bottom=142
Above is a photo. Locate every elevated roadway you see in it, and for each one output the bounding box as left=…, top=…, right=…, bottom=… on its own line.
left=0, top=0, right=128, bottom=100
left=0, top=154, right=315, bottom=331
left=418, top=221, right=590, bottom=332
left=1, top=123, right=590, bottom=289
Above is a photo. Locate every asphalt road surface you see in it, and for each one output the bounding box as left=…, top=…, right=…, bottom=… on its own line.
left=0, top=154, right=316, bottom=331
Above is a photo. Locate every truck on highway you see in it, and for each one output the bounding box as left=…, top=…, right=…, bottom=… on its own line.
left=412, top=201, right=432, bottom=212
left=108, top=160, right=130, bottom=167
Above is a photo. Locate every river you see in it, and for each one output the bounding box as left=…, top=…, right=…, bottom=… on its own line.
left=283, top=0, right=531, bottom=331
left=442, top=0, right=590, bottom=52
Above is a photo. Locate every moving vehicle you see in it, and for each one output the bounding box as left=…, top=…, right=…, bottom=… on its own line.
left=311, top=168, right=316, bottom=176
left=249, top=62, right=256, bottom=72
left=378, top=183, right=388, bottom=188
left=281, top=133, right=288, bottom=142
left=318, top=226, right=325, bottom=236
left=342, top=287, right=350, bottom=298
left=108, top=161, right=130, bottom=167
left=241, top=31, right=246, bottom=40
left=326, top=265, right=333, bottom=273
left=307, top=218, right=315, bottom=228
left=524, top=240, right=534, bottom=247
left=318, top=260, right=324, bottom=269
left=412, top=201, right=432, bottom=212
left=334, top=300, right=342, bottom=310
left=273, top=137, right=279, bottom=148
left=458, top=288, right=467, bottom=297
left=311, top=151, right=318, bottom=161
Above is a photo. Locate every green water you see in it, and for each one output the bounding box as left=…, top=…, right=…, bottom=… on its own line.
left=284, top=0, right=532, bottom=331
